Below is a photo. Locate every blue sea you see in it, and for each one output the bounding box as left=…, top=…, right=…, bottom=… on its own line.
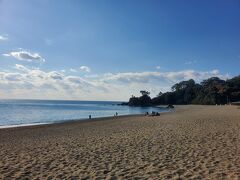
left=0, top=100, right=168, bottom=128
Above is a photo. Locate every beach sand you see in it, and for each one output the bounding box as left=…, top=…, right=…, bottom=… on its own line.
left=0, top=105, right=240, bottom=179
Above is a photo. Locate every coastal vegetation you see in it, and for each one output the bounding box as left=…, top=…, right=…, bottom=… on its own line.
left=127, top=75, right=240, bottom=106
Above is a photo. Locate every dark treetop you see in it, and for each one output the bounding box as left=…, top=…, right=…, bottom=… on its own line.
left=126, top=75, right=240, bottom=106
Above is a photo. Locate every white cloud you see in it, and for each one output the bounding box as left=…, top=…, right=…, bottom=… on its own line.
left=48, top=71, right=64, bottom=80
left=0, top=65, right=105, bottom=100
left=70, top=68, right=77, bottom=73
left=100, top=70, right=229, bottom=84
left=14, top=64, right=30, bottom=72
left=211, top=69, right=219, bottom=75
left=80, top=66, right=90, bottom=72
left=0, top=35, right=8, bottom=41
left=156, top=66, right=161, bottom=69
left=0, top=65, right=230, bottom=100
left=4, top=73, right=21, bottom=81
left=3, top=50, right=45, bottom=63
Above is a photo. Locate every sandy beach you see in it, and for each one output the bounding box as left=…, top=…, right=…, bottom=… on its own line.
left=0, top=105, right=240, bottom=179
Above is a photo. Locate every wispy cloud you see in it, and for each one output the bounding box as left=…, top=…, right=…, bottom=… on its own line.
left=0, top=35, right=8, bottom=41
left=14, top=64, right=30, bottom=72
left=80, top=66, right=90, bottom=72
left=100, top=69, right=229, bottom=84
left=156, top=66, right=161, bottom=70
left=0, top=64, right=100, bottom=99
left=70, top=68, right=77, bottom=73
left=3, top=50, right=45, bottom=63
left=0, top=65, right=230, bottom=100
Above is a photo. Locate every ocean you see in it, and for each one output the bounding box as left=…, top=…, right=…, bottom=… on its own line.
left=0, top=100, right=169, bottom=128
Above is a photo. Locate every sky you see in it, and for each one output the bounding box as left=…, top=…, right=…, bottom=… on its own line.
left=0, top=0, right=239, bottom=100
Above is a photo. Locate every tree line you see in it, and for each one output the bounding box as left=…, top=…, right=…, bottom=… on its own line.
left=126, top=75, right=240, bottom=106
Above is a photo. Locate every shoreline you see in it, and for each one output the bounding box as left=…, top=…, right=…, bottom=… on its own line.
left=0, top=114, right=142, bottom=130
left=0, top=108, right=172, bottom=130
left=0, top=113, right=150, bottom=130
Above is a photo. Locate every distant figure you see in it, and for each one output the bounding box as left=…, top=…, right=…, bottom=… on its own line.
left=167, top=104, right=174, bottom=109
left=147, top=111, right=160, bottom=116
left=116, top=112, right=118, bottom=116
left=89, top=115, right=91, bottom=119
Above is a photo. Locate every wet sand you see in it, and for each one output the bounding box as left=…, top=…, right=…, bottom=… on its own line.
left=0, top=105, right=240, bottom=179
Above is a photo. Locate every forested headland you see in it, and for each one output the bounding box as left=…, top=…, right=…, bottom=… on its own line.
left=126, top=75, right=240, bottom=106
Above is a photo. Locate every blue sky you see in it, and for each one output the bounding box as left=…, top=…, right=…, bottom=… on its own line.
left=0, top=0, right=239, bottom=100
